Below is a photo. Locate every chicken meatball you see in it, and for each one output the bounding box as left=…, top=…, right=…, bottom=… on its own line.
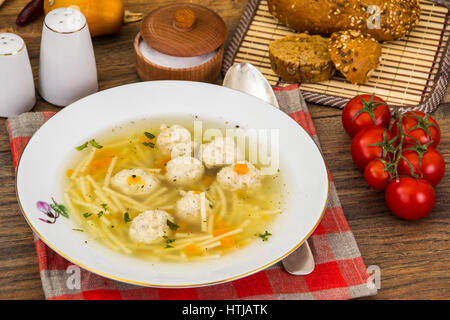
left=170, top=140, right=198, bottom=158
left=198, top=137, right=242, bottom=169
left=165, top=156, right=204, bottom=186
left=111, top=168, right=159, bottom=196
left=129, top=210, right=173, bottom=244
left=175, top=191, right=211, bottom=224
left=156, top=124, right=191, bottom=155
left=216, top=162, right=262, bottom=191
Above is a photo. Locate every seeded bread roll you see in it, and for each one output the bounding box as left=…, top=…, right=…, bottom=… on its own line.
left=269, top=34, right=335, bottom=83
left=328, top=30, right=382, bottom=84
left=267, top=0, right=421, bottom=42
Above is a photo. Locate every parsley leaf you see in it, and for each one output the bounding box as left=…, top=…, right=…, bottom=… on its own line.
left=256, top=231, right=272, bottom=241
left=144, top=132, right=155, bottom=139
left=72, top=229, right=84, bottom=232
left=166, top=219, right=179, bottom=231
left=97, top=211, right=104, bottom=218
left=163, top=236, right=176, bottom=248
left=89, top=139, right=103, bottom=149
left=76, top=139, right=103, bottom=150
left=83, top=212, right=92, bottom=218
left=142, top=141, right=155, bottom=148
left=75, top=142, right=89, bottom=151
left=124, top=212, right=131, bottom=223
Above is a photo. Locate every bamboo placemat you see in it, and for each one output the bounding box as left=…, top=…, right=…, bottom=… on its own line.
left=223, top=0, right=450, bottom=112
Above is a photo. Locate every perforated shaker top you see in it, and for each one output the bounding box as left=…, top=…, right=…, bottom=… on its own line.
left=0, top=33, right=25, bottom=55
left=44, top=7, right=87, bottom=33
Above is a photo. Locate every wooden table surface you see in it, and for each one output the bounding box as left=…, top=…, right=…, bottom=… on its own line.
left=0, top=0, right=449, bottom=300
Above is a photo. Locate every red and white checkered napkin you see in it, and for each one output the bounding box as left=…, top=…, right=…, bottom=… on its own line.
left=6, top=84, right=377, bottom=300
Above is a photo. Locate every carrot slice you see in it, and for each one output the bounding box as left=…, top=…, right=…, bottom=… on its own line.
left=126, top=175, right=144, bottom=185
left=183, top=243, right=202, bottom=256
left=220, top=236, right=235, bottom=248
left=89, top=149, right=115, bottom=175
left=66, top=169, right=74, bottom=178
left=155, top=156, right=171, bottom=169
left=233, top=163, right=249, bottom=175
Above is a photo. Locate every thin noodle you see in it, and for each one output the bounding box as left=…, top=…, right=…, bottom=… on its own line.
left=189, top=254, right=221, bottom=261
left=207, top=213, right=214, bottom=235
left=103, top=187, right=150, bottom=211
left=143, top=187, right=169, bottom=205
left=108, top=193, right=127, bottom=212
left=103, top=156, right=117, bottom=188
left=106, top=140, right=133, bottom=148
left=259, top=209, right=283, bottom=215
left=197, top=228, right=243, bottom=247
left=135, top=144, right=150, bottom=166
left=157, top=252, right=188, bottom=262
left=130, top=155, right=146, bottom=167
left=86, top=175, right=118, bottom=212
left=214, top=183, right=227, bottom=217
left=93, top=190, right=118, bottom=213
left=200, top=192, right=207, bottom=232
left=78, top=177, right=90, bottom=202
left=71, top=199, right=104, bottom=212
left=200, top=241, right=221, bottom=250
left=70, top=153, right=89, bottom=179
left=80, top=148, right=96, bottom=174
left=100, top=223, right=131, bottom=254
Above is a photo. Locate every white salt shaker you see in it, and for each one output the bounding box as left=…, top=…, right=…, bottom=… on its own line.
left=0, top=32, right=36, bottom=117
left=39, top=7, right=98, bottom=107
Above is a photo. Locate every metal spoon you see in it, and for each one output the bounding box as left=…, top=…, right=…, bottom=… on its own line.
left=223, top=63, right=279, bottom=109
left=222, top=62, right=315, bottom=276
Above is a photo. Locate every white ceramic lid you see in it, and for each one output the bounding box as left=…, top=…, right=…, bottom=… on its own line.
left=44, top=7, right=86, bottom=33
left=0, top=33, right=25, bottom=55
left=138, top=38, right=217, bottom=69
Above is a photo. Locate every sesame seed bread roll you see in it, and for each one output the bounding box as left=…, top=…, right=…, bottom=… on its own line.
left=328, top=30, right=382, bottom=84
left=267, top=0, right=420, bottom=42
left=269, top=34, right=336, bottom=83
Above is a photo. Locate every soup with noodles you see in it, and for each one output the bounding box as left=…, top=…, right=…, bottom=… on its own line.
left=62, top=118, right=284, bottom=262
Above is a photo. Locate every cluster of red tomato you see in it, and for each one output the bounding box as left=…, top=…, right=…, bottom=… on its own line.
left=342, top=94, right=445, bottom=220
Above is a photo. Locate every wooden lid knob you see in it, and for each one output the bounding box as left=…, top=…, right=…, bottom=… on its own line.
left=173, top=8, right=196, bottom=30
left=140, top=3, right=226, bottom=57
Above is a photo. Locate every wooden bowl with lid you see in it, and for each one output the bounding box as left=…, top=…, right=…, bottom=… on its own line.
left=134, top=3, right=226, bottom=83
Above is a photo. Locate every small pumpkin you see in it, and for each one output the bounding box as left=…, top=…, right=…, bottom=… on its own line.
left=43, top=0, right=142, bottom=37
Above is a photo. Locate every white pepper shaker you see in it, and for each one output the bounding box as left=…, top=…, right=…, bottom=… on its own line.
left=0, top=32, right=36, bottom=117
left=39, top=7, right=98, bottom=107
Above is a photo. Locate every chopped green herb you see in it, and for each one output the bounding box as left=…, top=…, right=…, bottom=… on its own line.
left=124, top=212, right=131, bottom=223
left=163, top=236, right=176, bottom=248
left=83, top=212, right=92, bottom=218
left=256, top=231, right=272, bottom=241
left=75, top=142, right=89, bottom=151
left=100, top=203, right=108, bottom=210
left=166, top=219, right=179, bottom=231
left=144, top=132, right=155, bottom=139
left=142, top=141, right=155, bottom=148
left=72, top=229, right=84, bottom=232
left=97, top=211, right=104, bottom=218
left=50, top=203, right=69, bottom=219
left=89, top=139, right=103, bottom=149
left=76, top=139, right=103, bottom=150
